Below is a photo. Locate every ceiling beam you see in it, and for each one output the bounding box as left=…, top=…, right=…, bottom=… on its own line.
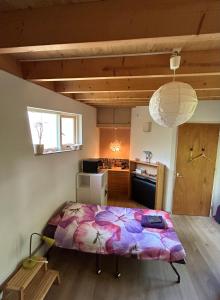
left=88, top=103, right=147, bottom=107
left=74, top=98, right=220, bottom=104
left=55, top=76, right=220, bottom=93
left=196, top=89, right=220, bottom=98
left=0, top=0, right=220, bottom=53
left=67, top=89, right=220, bottom=107
left=8, top=34, right=220, bottom=60
left=35, top=81, right=55, bottom=92
left=77, top=99, right=149, bottom=103
left=71, top=92, right=152, bottom=100
left=68, top=89, right=220, bottom=101
left=21, top=50, right=220, bottom=81
left=0, top=55, right=22, bottom=77
left=71, top=94, right=220, bottom=105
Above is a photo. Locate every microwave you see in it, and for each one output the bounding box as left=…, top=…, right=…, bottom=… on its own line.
left=82, top=159, right=102, bottom=173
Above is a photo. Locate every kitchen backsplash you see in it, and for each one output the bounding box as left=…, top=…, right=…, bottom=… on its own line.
left=100, top=158, right=129, bottom=169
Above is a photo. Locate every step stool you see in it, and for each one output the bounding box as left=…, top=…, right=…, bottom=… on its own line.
left=3, top=258, right=60, bottom=300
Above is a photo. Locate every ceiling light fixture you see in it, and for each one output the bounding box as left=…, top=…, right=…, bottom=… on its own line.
left=110, top=128, right=121, bottom=152
left=149, top=51, right=198, bottom=128
left=110, top=109, right=121, bottom=152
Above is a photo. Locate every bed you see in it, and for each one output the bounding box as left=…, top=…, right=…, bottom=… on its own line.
left=44, top=202, right=186, bottom=282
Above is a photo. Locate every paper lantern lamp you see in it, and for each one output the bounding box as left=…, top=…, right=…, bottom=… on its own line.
left=149, top=81, right=198, bottom=128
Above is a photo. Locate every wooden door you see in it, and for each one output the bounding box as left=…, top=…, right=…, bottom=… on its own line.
left=173, top=124, right=219, bottom=216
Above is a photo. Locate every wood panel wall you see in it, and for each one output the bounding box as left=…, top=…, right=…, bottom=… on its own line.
left=99, top=128, right=130, bottom=159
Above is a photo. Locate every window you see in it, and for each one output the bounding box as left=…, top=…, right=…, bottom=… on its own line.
left=61, top=116, right=76, bottom=146
left=27, top=107, right=82, bottom=154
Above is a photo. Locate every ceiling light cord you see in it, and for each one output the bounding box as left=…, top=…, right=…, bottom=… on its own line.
left=170, top=51, right=181, bottom=82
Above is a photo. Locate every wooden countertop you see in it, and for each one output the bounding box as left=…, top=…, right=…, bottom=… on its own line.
left=102, top=167, right=130, bottom=172
left=130, top=160, right=159, bottom=167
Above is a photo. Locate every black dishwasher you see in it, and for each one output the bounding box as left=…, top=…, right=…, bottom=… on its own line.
left=131, top=174, right=156, bottom=208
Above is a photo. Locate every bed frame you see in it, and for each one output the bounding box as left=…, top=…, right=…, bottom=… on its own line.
left=95, top=254, right=185, bottom=283
left=47, top=248, right=185, bottom=283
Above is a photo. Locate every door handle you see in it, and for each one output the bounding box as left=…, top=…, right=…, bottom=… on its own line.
left=176, top=173, right=183, bottom=178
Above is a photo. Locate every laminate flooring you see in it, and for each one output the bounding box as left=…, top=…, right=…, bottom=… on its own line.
left=108, top=198, right=144, bottom=208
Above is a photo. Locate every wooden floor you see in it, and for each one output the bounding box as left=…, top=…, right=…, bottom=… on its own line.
left=108, top=198, right=145, bottom=208
left=46, top=212, right=220, bottom=300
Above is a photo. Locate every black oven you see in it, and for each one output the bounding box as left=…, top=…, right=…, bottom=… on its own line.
left=131, top=174, right=156, bottom=209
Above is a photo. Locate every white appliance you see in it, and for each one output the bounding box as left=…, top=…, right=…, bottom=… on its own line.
left=76, top=170, right=108, bottom=205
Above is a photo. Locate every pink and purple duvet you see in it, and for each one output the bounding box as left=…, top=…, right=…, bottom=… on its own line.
left=45, top=202, right=186, bottom=262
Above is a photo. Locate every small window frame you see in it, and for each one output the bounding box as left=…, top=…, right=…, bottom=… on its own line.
left=60, top=114, right=77, bottom=150
left=27, top=107, right=83, bottom=155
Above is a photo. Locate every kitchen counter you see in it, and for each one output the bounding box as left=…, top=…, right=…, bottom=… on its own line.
left=107, top=167, right=130, bottom=172
left=106, top=168, right=130, bottom=200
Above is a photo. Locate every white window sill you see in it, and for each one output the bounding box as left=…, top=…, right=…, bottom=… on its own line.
left=34, top=145, right=83, bottom=156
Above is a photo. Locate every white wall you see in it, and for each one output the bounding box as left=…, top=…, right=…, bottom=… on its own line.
left=130, top=107, right=177, bottom=212
left=130, top=101, right=220, bottom=213
left=190, top=101, right=220, bottom=123
left=0, top=71, right=99, bottom=284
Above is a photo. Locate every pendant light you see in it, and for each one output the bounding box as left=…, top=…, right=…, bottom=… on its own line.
left=110, top=109, right=121, bottom=152
left=149, top=52, right=198, bottom=128
left=110, top=128, right=121, bottom=152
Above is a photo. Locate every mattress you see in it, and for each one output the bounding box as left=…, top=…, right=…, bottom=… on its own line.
left=44, top=202, right=186, bottom=262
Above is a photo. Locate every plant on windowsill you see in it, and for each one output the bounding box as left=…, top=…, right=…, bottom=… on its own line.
left=34, top=122, right=44, bottom=155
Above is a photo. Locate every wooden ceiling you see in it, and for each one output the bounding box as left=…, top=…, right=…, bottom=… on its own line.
left=9, top=34, right=220, bottom=61
left=0, top=0, right=99, bottom=12
left=0, top=0, right=220, bottom=108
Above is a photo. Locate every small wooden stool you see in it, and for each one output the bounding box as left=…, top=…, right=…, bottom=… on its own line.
left=3, top=258, right=60, bottom=300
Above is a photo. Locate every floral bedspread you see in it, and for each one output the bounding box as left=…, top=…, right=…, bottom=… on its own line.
left=48, top=202, right=186, bottom=262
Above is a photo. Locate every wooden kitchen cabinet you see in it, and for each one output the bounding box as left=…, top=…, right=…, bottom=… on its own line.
left=108, top=169, right=130, bottom=200
left=97, top=108, right=131, bottom=127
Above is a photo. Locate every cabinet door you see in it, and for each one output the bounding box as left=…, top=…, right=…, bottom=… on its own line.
left=114, top=108, right=131, bottom=124
left=108, top=171, right=129, bottom=200
left=97, top=108, right=131, bottom=125
left=97, top=108, right=114, bottom=124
